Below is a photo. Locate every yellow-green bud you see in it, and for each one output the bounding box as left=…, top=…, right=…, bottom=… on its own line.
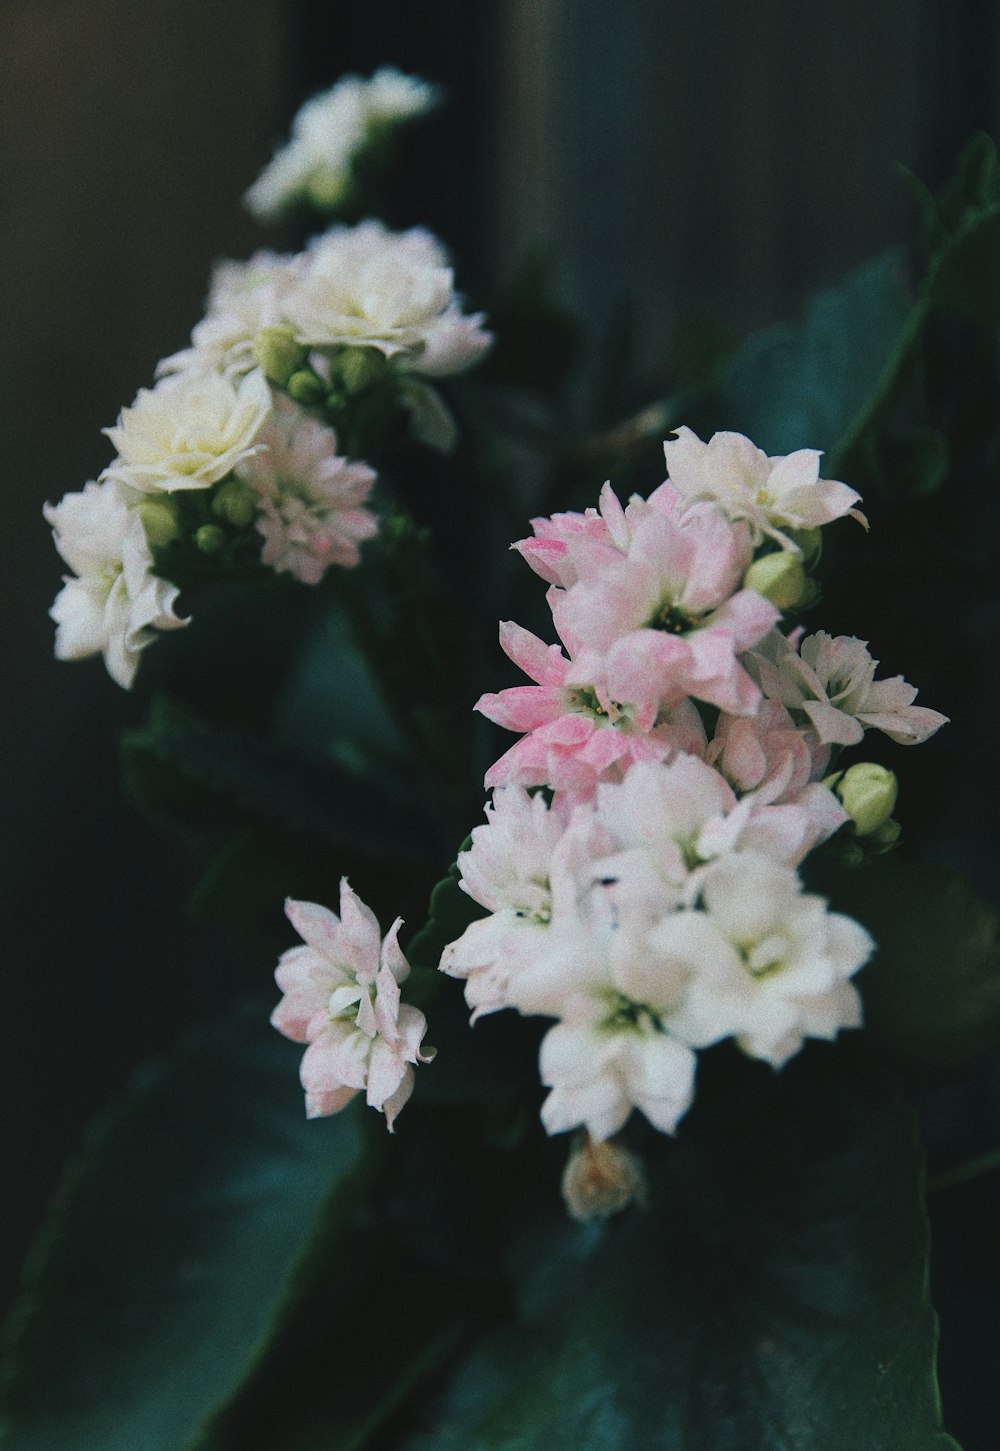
left=786, top=526, right=824, bottom=566
left=338, top=347, right=387, bottom=395
left=194, top=523, right=226, bottom=554
left=137, top=497, right=180, bottom=548
left=253, top=326, right=308, bottom=387
left=744, top=551, right=808, bottom=610
left=287, top=368, right=326, bottom=406
left=830, top=762, right=899, bottom=836
left=211, top=477, right=257, bottom=529
left=866, top=817, right=902, bottom=854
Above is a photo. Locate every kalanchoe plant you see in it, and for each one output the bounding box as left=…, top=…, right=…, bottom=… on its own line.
left=14, top=69, right=1000, bottom=1451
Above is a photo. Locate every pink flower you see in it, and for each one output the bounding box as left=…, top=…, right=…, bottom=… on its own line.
left=271, top=879, right=433, bottom=1129
left=475, top=621, right=702, bottom=803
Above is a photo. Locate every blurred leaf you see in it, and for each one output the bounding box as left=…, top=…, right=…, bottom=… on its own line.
left=692, top=250, right=913, bottom=459
left=861, top=425, right=951, bottom=497
left=928, top=203, right=1000, bottom=329
left=0, top=1003, right=373, bottom=1451
left=123, top=694, right=441, bottom=866
left=481, top=252, right=581, bottom=400
left=814, top=856, right=1000, bottom=1074
left=399, top=1048, right=959, bottom=1451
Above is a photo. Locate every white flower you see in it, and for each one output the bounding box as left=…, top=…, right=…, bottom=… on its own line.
left=539, top=1019, right=697, bottom=1141
left=662, top=852, right=872, bottom=1066
left=103, top=368, right=272, bottom=494
left=283, top=221, right=491, bottom=375
left=159, top=252, right=304, bottom=379
left=44, top=480, right=185, bottom=689
left=750, top=629, right=949, bottom=746
left=245, top=68, right=440, bottom=221
left=441, top=787, right=579, bottom=1018
left=235, top=395, right=377, bottom=583
left=271, top=879, right=434, bottom=1130
left=663, top=426, right=865, bottom=549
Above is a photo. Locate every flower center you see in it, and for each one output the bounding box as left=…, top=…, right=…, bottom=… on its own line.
left=650, top=600, right=698, bottom=635
left=600, top=992, right=664, bottom=1034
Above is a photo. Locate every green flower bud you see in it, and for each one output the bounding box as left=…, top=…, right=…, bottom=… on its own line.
left=253, top=326, right=308, bottom=387
left=137, top=497, right=180, bottom=548
left=832, top=762, right=899, bottom=837
left=194, top=523, right=226, bottom=555
left=211, top=477, right=258, bottom=529
left=287, top=368, right=326, bottom=406
left=786, top=526, right=824, bottom=566
left=743, top=551, right=808, bottom=610
left=338, top=347, right=387, bottom=395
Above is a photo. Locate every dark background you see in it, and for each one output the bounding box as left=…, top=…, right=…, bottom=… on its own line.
left=3, top=0, right=999, bottom=1440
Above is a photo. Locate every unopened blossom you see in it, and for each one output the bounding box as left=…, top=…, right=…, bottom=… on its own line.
left=283, top=221, right=492, bottom=376
left=44, top=480, right=185, bottom=688
left=271, top=879, right=433, bottom=1129
left=245, top=68, right=440, bottom=221
left=663, top=426, right=865, bottom=549
left=476, top=620, right=705, bottom=803
left=662, top=852, right=872, bottom=1066
left=159, top=252, right=304, bottom=379
left=103, top=368, right=272, bottom=494
left=749, top=629, right=948, bottom=746
left=235, top=395, right=377, bottom=583
left=561, top=1135, right=648, bottom=1222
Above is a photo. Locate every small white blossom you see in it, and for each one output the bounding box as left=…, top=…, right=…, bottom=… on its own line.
left=750, top=629, right=949, bottom=746
left=283, top=220, right=491, bottom=375
left=235, top=394, right=377, bottom=583
left=663, top=426, right=866, bottom=549
left=245, top=68, right=441, bottom=221
left=159, top=252, right=304, bottom=379
left=44, top=480, right=185, bottom=689
left=271, top=879, right=434, bottom=1130
left=103, top=368, right=272, bottom=495
left=662, top=852, right=872, bottom=1066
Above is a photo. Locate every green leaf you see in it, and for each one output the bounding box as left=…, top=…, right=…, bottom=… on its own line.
left=693, top=250, right=913, bottom=459
left=813, top=856, right=1000, bottom=1073
left=928, top=203, right=1000, bottom=329
left=0, top=1002, right=372, bottom=1451
left=400, top=1048, right=959, bottom=1450
left=123, top=694, right=442, bottom=866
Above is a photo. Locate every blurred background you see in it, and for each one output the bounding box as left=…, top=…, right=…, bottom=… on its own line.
left=3, top=0, right=999, bottom=1436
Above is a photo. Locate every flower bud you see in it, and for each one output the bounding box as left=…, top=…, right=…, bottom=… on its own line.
left=831, top=762, right=899, bottom=837
left=194, top=523, right=226, bottom=554
left=287, top=368, right=326, bottom=406
left=560, top=1135, right=647, bottom=1223
left=211, top=477, right=258, bottom=529
left=253, top=326, right=308, bottom=387
left=786, top=526, right=824, bottom=566
left=866, top=817, right=902, bottom=854
left=744, top=551, right=808, bottom=610
left=137, top=497, right=180, bottom=548
left=338, top=347, right=388, bottom=395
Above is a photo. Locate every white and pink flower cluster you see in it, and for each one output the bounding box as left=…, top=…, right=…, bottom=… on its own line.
left=271, top=880, right=434, bottom=1130
left=46, top=216, right=490, bottom=686
left=439, top=428, right=947, bottom=1145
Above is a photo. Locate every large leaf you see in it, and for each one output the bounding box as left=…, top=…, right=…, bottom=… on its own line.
left=813, top=856, right=1000, bottom=1074
left=0, top=1003, right=372, bottom=1451
left=693, top=249, right=913, bottom=460
left=399, top=1047, right=959, bottom=1451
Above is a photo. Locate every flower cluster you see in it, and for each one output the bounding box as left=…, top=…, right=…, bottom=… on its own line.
left=440, top=428, right=947, bottom=1174
left=271, top=879, right=434, bottom=1130
left=46, top=130, right=490, bottom=687
left=245, top=68, right=441, bottom=222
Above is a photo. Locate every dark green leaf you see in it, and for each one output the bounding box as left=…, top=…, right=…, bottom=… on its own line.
left=929, top=204, right=1000, bottom=329
left=693, top=250, right=913, bottom=459
left=0, top=1003, right=371, bottom=1451
left=123, top=694, right=443, bottom=866
left=815, top=856, right=1000, bottom=1073
left=400, top=1049, right=959, bottom=1450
